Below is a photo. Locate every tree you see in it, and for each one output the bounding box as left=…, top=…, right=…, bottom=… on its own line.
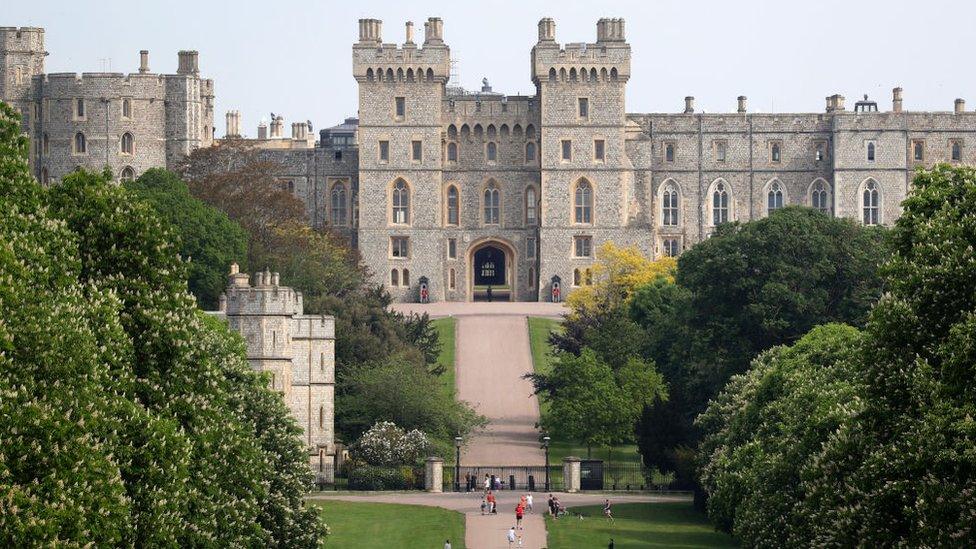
left=534, top=349, right=666, bottom=457
left=0, top=103, right=325, bottom=548
left=696, top=324, right=864, bottom=546
left=338, top=353, right=485, bottom=457
left=635, top=207, right=887, bottom=475
left=564, top=242, right=676, bottom=319
left=125, top=168, right=248, bottom=308
left=801, top=165, right=976, bottom=546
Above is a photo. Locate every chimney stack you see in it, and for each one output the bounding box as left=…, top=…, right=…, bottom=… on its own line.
left=538, top=18, right=555, bottom=42
left=423, top=17, right=443, bottom=45
left=684, top=96, right=695, bottom=114
left=270, top=116, right=284, bottom=139
left=596, top=18, right=626, bottom=42
left=139, top=50, right=149, bottom=73
left=225, top=110, right=241, bottom=138
left=892, top=87, right=903, bottom=113
left=826, top=94, right=846, bottom=113
left=405, top=21, right=414, bottom=44
left=257, top=122, right=268, bottom=140
left=177, top=50, right=199, bottom=75
left=737, top=95, right=747, bottom=113
left=358, top=19, right=382, bottom=44
left=955, top=98, right=966, bottom=114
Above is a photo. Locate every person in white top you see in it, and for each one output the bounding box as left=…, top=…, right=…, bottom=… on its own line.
left=507, top=526, right=516, bottom=547
left=525, top=493, right=533, bottom=513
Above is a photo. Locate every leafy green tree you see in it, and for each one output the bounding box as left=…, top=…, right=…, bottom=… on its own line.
left=338, top=353, right=485, bottom=457
left=46, top=167, right=327, bottom=545
left=0, top=99, right=325, bottom=547
left=534, top=350, right=666, bottom=457
left=635, top=207, right=886, bottom=474
left=696, top=324, right=864, bottom=546
left=125, top=168, right=248, bottom=309
left=802, top=165, right=976, bottom=546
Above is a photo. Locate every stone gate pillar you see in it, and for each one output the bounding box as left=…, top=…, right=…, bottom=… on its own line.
left=563, top=456, right=581, bottom=493
left=425, top=457, right=443, bottom=493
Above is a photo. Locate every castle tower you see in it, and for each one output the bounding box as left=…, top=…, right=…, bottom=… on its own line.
left=219, top=265, right=336, bottom=475
left=164, top=49, right=215, bottom=164
left=531, top=18, right=635, bottom=300
left=353, top=17, right=451, bottom=301
left=0, top=27, right=46, bottom=125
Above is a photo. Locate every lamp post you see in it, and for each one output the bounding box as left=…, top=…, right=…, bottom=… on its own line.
left=542, top=435, right=551, bottom=491
left=454, top=436, right=463, bottom=492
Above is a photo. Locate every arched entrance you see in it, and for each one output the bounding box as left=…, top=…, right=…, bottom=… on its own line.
left=467, top=238, right=516, bottom=301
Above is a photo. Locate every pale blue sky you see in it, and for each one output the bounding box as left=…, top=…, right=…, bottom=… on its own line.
left=9, top=0, right=974, bottom=136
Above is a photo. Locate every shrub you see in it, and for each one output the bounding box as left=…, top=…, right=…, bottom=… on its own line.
left=349, top=421, right=432, bottom=467
left=348, top=466, right=409, bottom=491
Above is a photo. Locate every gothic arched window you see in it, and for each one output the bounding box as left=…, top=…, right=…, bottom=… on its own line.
left=662, top=182, right=679, bottom=226
left=331, top=183, right=347, bottom=226
left=712, top=181, right=730, bottom=225
left=392, top=179, right=409, bottom=224
left=767, top=181, right=784, bottom=214
left=486, top=141, right=497, bottom=162
left=811, top=180, right=829, bottom=214
left=863, top=180, right=880, bottom=226
left=447, top=141, right=458, bottom=162
left=483, top=182, right=500, bottom=225
left=525, top=141, right=536, bottom=162
left=446, top=185, right=459, bottom=226
left=391, top=269, right=399, bottom=287
left=574, top=180, right=593, bottom=224
left=74, top=132, right=86, bottom=154
left=120, top=166, right=135, bottom=183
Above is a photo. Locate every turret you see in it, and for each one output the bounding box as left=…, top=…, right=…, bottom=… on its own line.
left=0, top=27, right=47, bottom=126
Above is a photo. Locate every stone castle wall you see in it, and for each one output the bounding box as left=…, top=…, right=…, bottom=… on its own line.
left=0, top=27, right=213, bottom=184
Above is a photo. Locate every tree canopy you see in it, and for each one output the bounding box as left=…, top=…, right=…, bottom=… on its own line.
left=0, top=102, right=325, bottom=546
left=125, top=168, right=248, bottom=309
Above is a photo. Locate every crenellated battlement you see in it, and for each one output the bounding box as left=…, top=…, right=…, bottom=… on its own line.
left=353, top=18, right=450, bottom=83
left=531, top=17, right=631, bottom=85
left=0, top=26, right=45, bottom=51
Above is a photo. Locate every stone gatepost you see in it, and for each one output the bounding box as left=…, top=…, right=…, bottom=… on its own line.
left=563, top=456, right=581, bottom=493
left=425, top=457, right=443, bottom=493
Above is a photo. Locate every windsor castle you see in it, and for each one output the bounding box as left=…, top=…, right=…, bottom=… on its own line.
left=3, top=18, right=976, bottom=306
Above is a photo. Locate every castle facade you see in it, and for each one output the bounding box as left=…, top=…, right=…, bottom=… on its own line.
left=233, top=17, right=976, bottom=303
left=0, top=26, right=214, bottom=184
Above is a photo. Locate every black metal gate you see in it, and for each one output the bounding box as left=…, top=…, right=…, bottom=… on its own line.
left=580, top=459, right=604, bottom=490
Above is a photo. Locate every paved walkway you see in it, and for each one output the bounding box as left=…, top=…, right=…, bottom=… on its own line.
left=456, top=315, right=544, bottom=466
left=310, top=491, right=689, bottom=549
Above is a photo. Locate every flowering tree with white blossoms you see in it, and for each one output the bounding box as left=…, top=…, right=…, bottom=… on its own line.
left=350, top=421, right=432, bottom=467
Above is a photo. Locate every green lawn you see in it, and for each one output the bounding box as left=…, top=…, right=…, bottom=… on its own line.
left=546, top=502, right=737, bottom=548
left=432, top=317, right=457, bottom=399
left=312, top=500, right=466, bottom=549
left=528, top=317, right=648, bottom=473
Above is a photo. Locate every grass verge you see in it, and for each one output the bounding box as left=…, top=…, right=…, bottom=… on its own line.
left=311, top=500, right=466, bottom=549
left=546, top=502, right=736, bottom=548
left=432, top=317, right=457, bottom=399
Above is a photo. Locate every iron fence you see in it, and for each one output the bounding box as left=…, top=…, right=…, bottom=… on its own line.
left=444, top=465, right=564, bottom=493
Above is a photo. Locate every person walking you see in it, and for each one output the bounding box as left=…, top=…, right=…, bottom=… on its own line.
left=484, top=474, right=490, bottom=495
left=444, top=540, right=452, bottom=549
left=487, top=490, right=497, bottom=514
left=608, top=539, right=615, bottom=549
left=507, top=526, right=516, bottom=548
left=515, top=501, right=524, bottom=530
left=525, top=493, right=533, bottom=513
left=603, top=499, right=614, bottom=524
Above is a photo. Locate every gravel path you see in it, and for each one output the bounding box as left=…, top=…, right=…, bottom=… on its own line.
left=456, top=314, right=544, bottom=467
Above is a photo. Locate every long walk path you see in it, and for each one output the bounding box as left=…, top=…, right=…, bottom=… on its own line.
left=389, top=302, right=568, bottom=547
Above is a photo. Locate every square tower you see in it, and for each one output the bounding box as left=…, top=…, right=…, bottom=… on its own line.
left=532, top=19, right=640, bottom=299
left=354, top=18, right=450, bottom=301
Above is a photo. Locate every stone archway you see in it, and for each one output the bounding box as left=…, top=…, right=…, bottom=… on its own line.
left=467, top=238, right=516, bottom=302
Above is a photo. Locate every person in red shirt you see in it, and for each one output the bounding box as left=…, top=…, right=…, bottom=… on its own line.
left=515, top=502, right=525, bottom=530
left=486, top=491, right=497, bottom=514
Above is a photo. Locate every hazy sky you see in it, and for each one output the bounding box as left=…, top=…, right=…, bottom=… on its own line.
left=8, top=0, right=974, bottom=136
